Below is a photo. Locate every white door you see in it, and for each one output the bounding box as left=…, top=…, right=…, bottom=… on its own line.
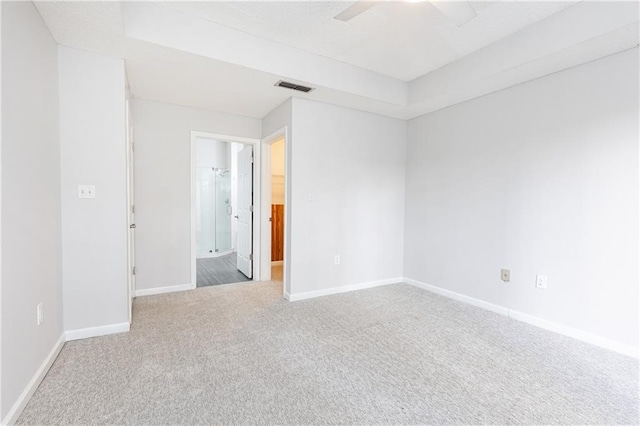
left=126, top=101, right=136, bottom=322
left=237, top=145, right=253, bottom=278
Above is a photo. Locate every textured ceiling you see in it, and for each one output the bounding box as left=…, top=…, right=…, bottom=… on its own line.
left=33, top=1, right=292, bottom=118
left=33, top=1, right=638, bottom=119
left=33, top=0, right=408, bottom=118
left=125, top=49, right=294, bottom=119
left=165, top=1, right=578, bottom=81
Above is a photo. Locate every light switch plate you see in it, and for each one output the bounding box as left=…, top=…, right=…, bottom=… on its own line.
left=500, top=269, right=510, bottom=282
left=37, top=303, right=43, bottom=325
left=78, top=185, right=95, bottom=199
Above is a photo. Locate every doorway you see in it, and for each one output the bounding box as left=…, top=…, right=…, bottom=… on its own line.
left=191, top=132, right=262, bottom=288
left=269, top=136, right=285, bottom=283
left=260, top=127, right=289, bottom=297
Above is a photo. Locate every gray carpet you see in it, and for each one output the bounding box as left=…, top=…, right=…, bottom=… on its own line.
left=18, top=281, right=638, bottom=425
left=196, top=252, right=251, bottom=287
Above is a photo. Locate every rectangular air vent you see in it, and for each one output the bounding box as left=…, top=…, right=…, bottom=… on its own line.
left=274, top=80, right=314, bottom=93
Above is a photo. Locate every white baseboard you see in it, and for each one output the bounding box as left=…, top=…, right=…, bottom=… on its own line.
left=1, top=334, right=65, bottom=426
left=403, top=277, right=638, bottom=359
left=271, top=261, right=283, bottom=266
left=507, top=309, right=638, bottom=358
left=403, top=277, right=509, bottom=316
left=3, top=322, right=131, bottom=425
left=287, top=277, right=403, bottom=302
left=65, top=322, right=130, bottom=342
left=134, top=283, right=194, bottom=297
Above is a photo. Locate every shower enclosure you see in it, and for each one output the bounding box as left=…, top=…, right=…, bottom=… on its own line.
left=196, top=167, right=232, bottom=257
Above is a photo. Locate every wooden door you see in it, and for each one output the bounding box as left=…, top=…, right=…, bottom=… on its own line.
left=271, top=204, right=284, bottom=261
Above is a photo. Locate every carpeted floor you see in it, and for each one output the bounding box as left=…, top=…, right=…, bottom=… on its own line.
left=18, top=281, right=638, bottom=425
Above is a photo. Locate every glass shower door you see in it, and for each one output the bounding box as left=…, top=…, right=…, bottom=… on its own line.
left=215, top=169, right=232, bottom=252
left=196, top=167, right=216, bottom=256
left=196, top=167, right=232, bottom=256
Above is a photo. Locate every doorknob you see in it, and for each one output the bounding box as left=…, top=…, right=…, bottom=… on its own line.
left=234, top=215, right=239, bottom=219
left=129, top=224, right=136, bottom=229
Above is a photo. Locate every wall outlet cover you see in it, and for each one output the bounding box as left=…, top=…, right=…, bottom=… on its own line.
left=536, top=274, right=548, bottom=289
left=501, top=268, right=510, bottom=282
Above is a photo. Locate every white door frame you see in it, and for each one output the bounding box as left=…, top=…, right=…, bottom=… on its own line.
left=125, top=99, right=135, bottom=323
left=261, top=126, right=290, bottom=297
left=190, top=131, right=262, bottom=288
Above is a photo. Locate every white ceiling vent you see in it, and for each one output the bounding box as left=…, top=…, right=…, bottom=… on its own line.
left=274, top=80, right=315, bottom=93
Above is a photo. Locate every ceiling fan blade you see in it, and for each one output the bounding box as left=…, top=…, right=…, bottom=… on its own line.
left=429, top=0, right=477, bottom=26
left=334, top=1, right=378, bottom=22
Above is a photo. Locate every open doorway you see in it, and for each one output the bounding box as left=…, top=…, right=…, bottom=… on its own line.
left=269, top=136, right=285, bottom=283
left=260, top=127, right=289, bottom=297
left=191, top=132, right=261, bottom=287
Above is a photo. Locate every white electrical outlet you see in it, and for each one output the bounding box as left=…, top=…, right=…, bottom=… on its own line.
left=334, top=255, right=340, bottom=265
left=536, top=274, right=548, bottom=290
left=500, top=269, right=510, bottom=282
left=37, top=303, right=44, bottom=325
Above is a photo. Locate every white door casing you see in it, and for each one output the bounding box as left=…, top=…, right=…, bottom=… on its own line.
left=261, top=142, right=272, bottom=282
left=125, top=100, right=136, bottom=321
left=237, top=145, right=253, bottom=278
left=260, top=127, right=288, bottom=295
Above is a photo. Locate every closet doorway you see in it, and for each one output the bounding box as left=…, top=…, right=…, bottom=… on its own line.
left=260, top=126, right=290, bottom=297
left=269, top=136, right=285, bottom=283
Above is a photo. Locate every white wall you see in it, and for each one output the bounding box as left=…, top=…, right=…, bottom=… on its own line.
left=404, top=48, right=639, bottom=350
left=195, top=138, right=228, bottom=169
left=271, top=137, right=285, bottom=205
left=58, top=46, right=128, bottom=333
left=1, top=2, right=62, bottom=420
left=271, top=176, right=285, bottom=205
left=289, top=98, right=406, bottom=296
left=271, top=137, right=285, bottom=176
left=131, top=99, right=261, bottom=291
